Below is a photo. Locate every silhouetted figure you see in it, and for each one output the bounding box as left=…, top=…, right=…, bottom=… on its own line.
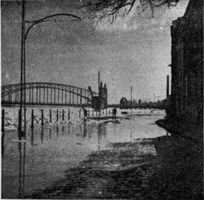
left=83, top=108, right=88, bottom=118
left=83, top=107, right=88, bottom=122
left=112, top=107, right=117, bottom=119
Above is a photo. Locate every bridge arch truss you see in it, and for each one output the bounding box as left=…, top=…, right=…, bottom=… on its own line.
left=1, top=82, right=98, bottom=107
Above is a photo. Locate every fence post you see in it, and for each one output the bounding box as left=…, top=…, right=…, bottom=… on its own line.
left=68, top=109, right=70, bottom=120
left=106, top=109, right=108, bottom=116
left=49, top=109, right=52, bottom=123
left=62, top=109, right=64, bottom=121
left=41, top=109, right=44, bottom=126
left=56, top=109, right=59, bottom=122
left=79, top=109, right=81, bottom=118
left=31, top=109, right=34, bottom=129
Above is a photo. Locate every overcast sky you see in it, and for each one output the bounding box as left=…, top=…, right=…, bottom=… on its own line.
left=1, top=0, right=189, bottom=103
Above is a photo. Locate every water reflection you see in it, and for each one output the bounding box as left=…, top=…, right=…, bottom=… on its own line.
left=40, top=127, right=44, bottom=143
left=98, top=124, right=102, bottom=150
left=62, top=125, right=65, bottom=134
left=18, top=140, right=26, bottom=198
left=31, top=128, right=34, bottom=146
left=2, top=130, right=5, bottom=157
left=97, top=123, right=107, bottom=150
left=83, top=123, right=87, bottom=138
left=56, top=125, right=59, bottom=137
left=49, top=128, right=52, bottom=139
left=2, top=113, right=166, bottom=198
left=67, top=123, right=71, bottom=135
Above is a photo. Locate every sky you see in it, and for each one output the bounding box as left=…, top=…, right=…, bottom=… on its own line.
left=1, top=0, right=189, bottom=103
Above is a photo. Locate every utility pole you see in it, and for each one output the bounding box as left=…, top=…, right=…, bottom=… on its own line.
left=18, top=0, right=81, bottom=139
left=19, top=0, right=26, bottom=138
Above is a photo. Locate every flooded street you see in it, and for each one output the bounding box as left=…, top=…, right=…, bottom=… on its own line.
left=2, top=108, right=166, bottom=198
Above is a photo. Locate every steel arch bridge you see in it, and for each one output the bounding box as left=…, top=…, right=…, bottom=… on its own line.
left=1, top=82, right=98, bottom=107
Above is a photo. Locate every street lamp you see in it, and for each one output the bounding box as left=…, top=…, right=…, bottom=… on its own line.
left=19, top=0, right=81, bottom=137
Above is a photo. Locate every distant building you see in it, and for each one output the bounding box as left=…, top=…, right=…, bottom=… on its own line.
left=99, top=82, right=108, bottom=109
left=91, top=82, right=107, bottom=110
left=138, top=99, right=142, bottom=105
left=90, top=71, right=108, bottom=110
left=120, top=97, right=128, bottom=109
left=170, top=0, right=203, bottom=123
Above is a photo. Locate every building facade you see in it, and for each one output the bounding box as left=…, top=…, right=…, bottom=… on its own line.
left=120, top=97, right=128, bottom=109
left=170, top=0, right=203, bottom=124
left=99, top=82, right=108, bottom=109
left=91, top=82, right=107, bottom=110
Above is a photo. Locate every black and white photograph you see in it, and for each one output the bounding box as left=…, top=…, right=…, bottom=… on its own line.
left=1, top=0, right=203, bottom=199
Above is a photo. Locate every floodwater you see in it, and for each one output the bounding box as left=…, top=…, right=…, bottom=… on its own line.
left=2, top=108, right=167, bottom=198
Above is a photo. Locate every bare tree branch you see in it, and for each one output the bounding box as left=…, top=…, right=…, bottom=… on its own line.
left=82, top=0, right=180, bottom=20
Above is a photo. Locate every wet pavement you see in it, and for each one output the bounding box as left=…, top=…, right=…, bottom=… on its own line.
left=28, top=135, right=203, bottom=199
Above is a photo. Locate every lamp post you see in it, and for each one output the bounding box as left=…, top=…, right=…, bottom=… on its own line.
left=19, top=0, right=81, bottom=137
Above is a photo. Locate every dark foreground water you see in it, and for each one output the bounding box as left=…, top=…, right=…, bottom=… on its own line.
left=2, top=109, right=166, bottom=198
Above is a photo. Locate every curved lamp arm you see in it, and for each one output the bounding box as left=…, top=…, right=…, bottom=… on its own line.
left=24, top=13, right=81, bottom=40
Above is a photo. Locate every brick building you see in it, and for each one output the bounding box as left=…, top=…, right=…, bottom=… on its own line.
left=170, top=0, right=203, bottom=124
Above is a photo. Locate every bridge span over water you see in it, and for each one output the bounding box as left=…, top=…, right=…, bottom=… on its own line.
left=1, top=82, right=98, bottom=107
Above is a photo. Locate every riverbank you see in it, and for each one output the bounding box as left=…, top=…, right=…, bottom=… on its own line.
left=29, top=133, right=203, bottom=199
left=156, top=118, right=203, bottom=142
